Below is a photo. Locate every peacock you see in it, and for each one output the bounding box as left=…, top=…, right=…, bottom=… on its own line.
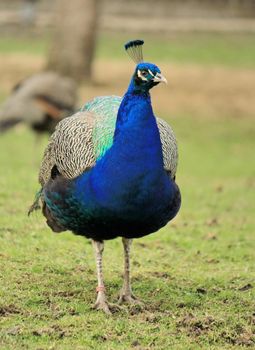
left=29, top=40, right=181, bottom=314
left=0, top=72, right=77, bottom=134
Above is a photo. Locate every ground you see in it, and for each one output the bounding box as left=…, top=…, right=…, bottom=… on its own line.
left=0, top=32, right=254, bottom=349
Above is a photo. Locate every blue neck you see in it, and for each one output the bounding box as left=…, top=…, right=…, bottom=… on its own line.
left=114, top=77, right=154, bottom=140
left=86, top=81, right=165, bottom=199
left=75, top=80, right=167, bottom=209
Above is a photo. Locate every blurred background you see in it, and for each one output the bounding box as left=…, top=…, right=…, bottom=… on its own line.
left=0, top=0, right=255, bottom=245
left=0, top=0, right=255, bottom=119
left=0, top=0, right=254, bottom=206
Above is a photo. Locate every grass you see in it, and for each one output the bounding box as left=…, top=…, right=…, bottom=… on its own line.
left=0, top=32, right=255, bottom=349
left=0, top=35, right=48, bottom=56
left=97, top=32, right=255, bottom=68
left=0, top=117, right=254, bottom=349
left=0, top=32, right=255, bottom=68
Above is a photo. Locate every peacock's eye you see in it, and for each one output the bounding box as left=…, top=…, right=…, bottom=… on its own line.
left=140, top=70, right=147, bottom=76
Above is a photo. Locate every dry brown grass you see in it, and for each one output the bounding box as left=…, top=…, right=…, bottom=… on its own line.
left=89, top=61, right=255, bottom=119
left=0, top=54, right=44, bottom=92
left=0, top=54, right=255, bottom=119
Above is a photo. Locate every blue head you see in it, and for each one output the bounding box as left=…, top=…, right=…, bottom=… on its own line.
left=125, top=40, right=167, bottom=94
left=130, top=62, right=167, bottom=93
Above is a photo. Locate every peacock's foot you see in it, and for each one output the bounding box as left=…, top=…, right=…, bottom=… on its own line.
left=93, top=291, right=122, bottom=314
left=93, top=300, right=111, bottom=315
left=118, top=291, right=143, bottom=305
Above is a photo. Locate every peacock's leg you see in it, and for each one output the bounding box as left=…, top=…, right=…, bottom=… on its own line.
left=92, top=240, right=111, bottom=314
left=92, top=240, right=121, bottom=314
left=118, top=238, right=142, bottom=304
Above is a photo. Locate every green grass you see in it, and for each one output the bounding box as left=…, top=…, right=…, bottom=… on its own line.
left=0, top=36, right=48, bottom=56
left=0, top=30, right=254, bottom=349
left=97, top=32, right=255, bottom=68
left=1, top=32, right=255, bottom=67
left=0, top=116, right=254, bottom=349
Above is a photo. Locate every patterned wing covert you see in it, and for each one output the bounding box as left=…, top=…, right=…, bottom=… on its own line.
left=156, top=117, right=178, bottom=178
left=39, top=96, right=120, bottom=185
left=81, top=95, right=121, bottom=160
left=38, top=111, right=95, bottom=185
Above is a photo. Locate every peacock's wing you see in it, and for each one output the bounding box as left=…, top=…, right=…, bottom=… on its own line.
left=81, top=95, right=122, bottom=161
left=38, top=96, right=121, bottom=187
left=156, top=117, right=178, bottom=179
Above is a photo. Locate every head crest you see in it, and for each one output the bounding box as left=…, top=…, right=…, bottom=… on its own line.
left=125, top=40, right=144, bottom=64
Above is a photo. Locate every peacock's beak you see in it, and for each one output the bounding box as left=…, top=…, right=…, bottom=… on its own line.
left=153, top=73, right=168, bottom=84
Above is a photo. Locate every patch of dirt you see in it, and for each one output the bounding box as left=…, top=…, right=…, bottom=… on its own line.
left=215, top=185, right=224, bottom=193
left=249, top=313, right=255, bottom=326
left=206, top=218, right=219, bottom=227
left=32, top=324, right=70, bottom=339
left=74, top=264, right=91, bottom=273
left=178, top=313, right=255, bottom=346
left=145, top=313, right=161, bottom=323
left=142, top=300, right=163, bottom=313
left=136, top=242, right=148, bottom=248
left=177, top=313, right=217, bottom=337
left=206, top=258, right=220, bottom=264
left=51, top=290, right=81, bottom=297
left=196, top=287, right=207, bottom=294
left=6, top=326, right=21, bottom=336
left=221, top=330, right=255, bottom=347
left=131, top=340, right=140, bottom=347
left=92, top=334, right=108, bottom=342
left=129, top=304, right=145, bottom=315
left=203, top=232, right=217, bottom=240
left=0, top=304, right=20, bottom=317
left=238, top=283, right=253, bottom=292
left=151, top=271, right=170, bottom=279
left=0, top=227, right=16, bottom=233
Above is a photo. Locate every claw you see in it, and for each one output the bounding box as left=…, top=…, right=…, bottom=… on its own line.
left=118, top=292, right=143, bottom=305
left=93, top=300, right=123, bottom=314
left=93, top=291, right=123, bottom=314
left=93, top=300, right=112, bottom=314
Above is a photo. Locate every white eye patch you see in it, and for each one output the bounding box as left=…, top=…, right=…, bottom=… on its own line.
left=148, top=69, right=155, bottom=78
left=137, top=69, right=148, bottom=81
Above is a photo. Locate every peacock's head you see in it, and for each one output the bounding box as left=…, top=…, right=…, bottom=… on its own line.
left=134, top=62, right=167, bottom=91
left=125, top=40, right=167, bottom=93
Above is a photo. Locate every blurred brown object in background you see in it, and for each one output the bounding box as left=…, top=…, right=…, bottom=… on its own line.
left=0, top=72, right=78, bottom=134
left=46, top=0, right=100, bottom=83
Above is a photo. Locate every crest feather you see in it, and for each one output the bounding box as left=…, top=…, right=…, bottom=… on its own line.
left=125, top=40, right=144, bottom=64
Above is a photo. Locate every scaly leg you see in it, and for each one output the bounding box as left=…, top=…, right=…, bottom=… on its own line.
left=118, top=238, right=142, bottom=304
left=92, top=240, right=111, bottom=314
left=92, top=240, right=121, bottom=314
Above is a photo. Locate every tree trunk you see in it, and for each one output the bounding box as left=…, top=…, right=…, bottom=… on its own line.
left=46, top=0, right=100, bottom=83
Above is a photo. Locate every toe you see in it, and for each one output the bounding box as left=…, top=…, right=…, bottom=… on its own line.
left=93, top=301, right=112, bottom=315
left=118, top=294, right=143, bottom=305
